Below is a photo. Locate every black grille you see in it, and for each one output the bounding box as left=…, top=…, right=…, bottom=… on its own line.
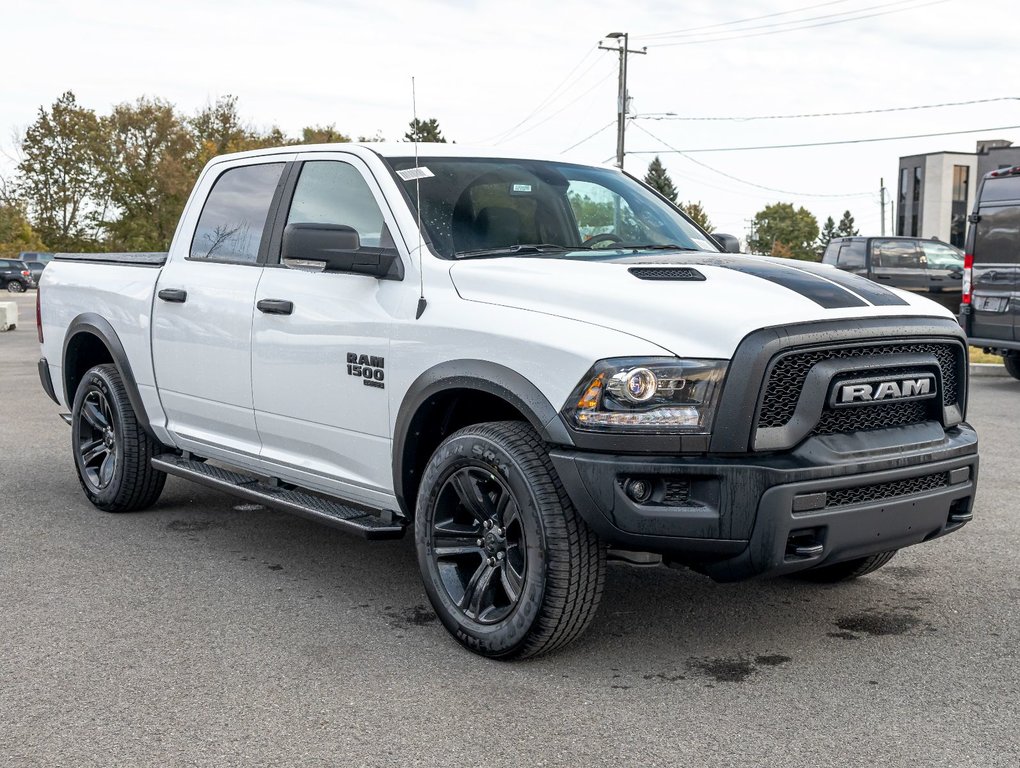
left=662, top=479, right=691, bottom=505
left=758, top=341, right=960, bottom=430
left=628, top=267, right=706, bottom=281
left=825, top=472, right=950, bottom=508
left=813, top=401, right=930, bottom=435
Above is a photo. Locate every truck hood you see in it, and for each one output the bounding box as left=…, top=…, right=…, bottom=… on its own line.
left=449, top=252, right=957, bottom=358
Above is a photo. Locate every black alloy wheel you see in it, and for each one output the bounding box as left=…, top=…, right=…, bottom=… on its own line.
left=77, top=388, right=118, bottom=492
left=430, top=466, right=528, bottom=624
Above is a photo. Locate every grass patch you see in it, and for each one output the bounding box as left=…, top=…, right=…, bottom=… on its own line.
left=970, top=346, right=1003, bottom=364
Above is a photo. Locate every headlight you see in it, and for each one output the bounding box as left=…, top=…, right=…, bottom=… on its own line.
left=563, top=357, right=728, bottom=433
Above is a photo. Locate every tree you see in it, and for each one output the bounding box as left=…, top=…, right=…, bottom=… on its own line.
left=102, top=97, right=195, bottom=251
left=189, top=95, right=270, bottom=168
left=817, top=215, right=838, bottom=252
left=16, top=91, right=109, bottom=251
left=0, top=201, right=46, bottom=258
left=679, top=201, right=713, bottom=232
left=299, top=124, right=351, bottom=144
left=405, top=118, right=447, bottom=143
left=835, top=210, right=859, bottom=237
left=644, top=156, right=678, bottom=203
left=747, top=202, right=820, bottom=261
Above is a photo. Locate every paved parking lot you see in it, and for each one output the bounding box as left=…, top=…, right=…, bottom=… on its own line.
left=1, top=291, right=1017, bottom=767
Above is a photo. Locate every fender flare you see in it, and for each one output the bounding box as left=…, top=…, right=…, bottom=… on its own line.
left=391, top=360, right=574, bottom=514
left=62, top=313, right=154, bottom=437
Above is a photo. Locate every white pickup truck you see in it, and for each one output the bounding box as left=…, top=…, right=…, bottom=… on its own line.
left=38, top=144, right=979, bottom=658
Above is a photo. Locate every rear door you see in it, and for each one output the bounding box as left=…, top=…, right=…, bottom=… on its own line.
left=870, top=239, right=926, bottom=291
left=152, top=155, right=292, bottom=457
left=919, top=241, right=964, bottom=293
left=969, top=176, right=1020, bottom=341
left=250, top=152, right=408, bottom=505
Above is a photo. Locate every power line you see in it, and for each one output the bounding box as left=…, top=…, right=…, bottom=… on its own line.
left=640, top=0, right=855, bottom=39
left=499, top=66, right=617, bottom=143
left=630, top=120, right=874, bottom=198
left=626, top=124, right=1020, bottom=153
left=644, top=0, right=948, bottom=47
left=633, top=96, right=1020, bottom=122
left=560, top=121, right=616, bottom=154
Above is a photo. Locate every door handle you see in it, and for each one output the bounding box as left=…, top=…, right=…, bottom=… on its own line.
left=157, top=288, right=187, bottom=303
left=257, top=298, right=294, bottom=315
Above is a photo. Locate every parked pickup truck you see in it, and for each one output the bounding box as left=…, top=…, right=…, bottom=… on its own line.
left=38, top=144, right=979, bottom=658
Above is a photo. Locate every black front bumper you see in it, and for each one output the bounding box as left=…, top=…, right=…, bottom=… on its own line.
left=550, top=422, right=978, bottom=581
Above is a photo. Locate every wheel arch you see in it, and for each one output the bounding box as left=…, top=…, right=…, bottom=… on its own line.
left=392, top=360, right=574, bottom=517
left=62, top=314, right=154, bottom=437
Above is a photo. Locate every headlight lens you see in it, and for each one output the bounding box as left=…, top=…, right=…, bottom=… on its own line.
left=564, top=357, right=728, bottom=433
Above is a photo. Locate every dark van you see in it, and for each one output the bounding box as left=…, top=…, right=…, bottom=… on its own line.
left=960, top=165, right=1020, bottom=379
left=822, top=236, right=964, bottom=293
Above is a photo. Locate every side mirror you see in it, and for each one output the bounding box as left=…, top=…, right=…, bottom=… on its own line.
left=711, top=232, right=741, bottom=253
left=282, top=223, right=403, bottom=281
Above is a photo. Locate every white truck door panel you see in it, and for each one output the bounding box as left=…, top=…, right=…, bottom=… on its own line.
left=152, top=158, right=289, bottom=456
left=252, top=155, right=406, bottom=498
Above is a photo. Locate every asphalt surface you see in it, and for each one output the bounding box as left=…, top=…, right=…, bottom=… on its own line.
left=1, top=290, right=1017, bottom=767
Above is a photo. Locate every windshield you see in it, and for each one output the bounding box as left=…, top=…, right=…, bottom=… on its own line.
left=385, top=157, right=719, bottom=259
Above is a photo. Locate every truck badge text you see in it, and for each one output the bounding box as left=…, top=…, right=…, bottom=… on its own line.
left=347, top=353, right=385, bottom=389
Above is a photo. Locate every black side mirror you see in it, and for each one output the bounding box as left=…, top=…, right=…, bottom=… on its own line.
left=282, top=223, right=403, bottom=281
left=711, top=232, right=741, bottom=253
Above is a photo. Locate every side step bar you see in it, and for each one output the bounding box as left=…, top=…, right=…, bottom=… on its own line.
left=151, top=454, right=406, bottom=540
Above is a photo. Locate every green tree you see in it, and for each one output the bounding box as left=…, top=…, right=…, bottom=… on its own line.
left=679, top=200, right=713, bottom=232
left=644, top=156, right=678, bottom=203
left=299, top=124, right=351, bottom=144
left=817, top=215, right=838, bottom=252
left=748, top=202, right=820, bottom=261
left=102, top=97, right=195, bottom=251
left=0, top=201, right=46, bottom=258
left=16, top=91, right=109, bottom=251
left=835, top=209, right=859, bottom=237
left=404, top=118, right=447, bottom=143
left=190, top=95, right=271, bottom=168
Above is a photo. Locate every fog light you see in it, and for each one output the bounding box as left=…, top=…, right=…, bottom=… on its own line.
left=624, top=478, right=653, bottom=504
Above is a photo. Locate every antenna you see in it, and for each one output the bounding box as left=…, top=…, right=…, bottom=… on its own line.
left=412, top=76, right=427, bottom=319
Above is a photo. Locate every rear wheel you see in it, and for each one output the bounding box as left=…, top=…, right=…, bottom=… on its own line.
left=415, top=421, right=605, bottom=659
left=7, top=280, right=24, bottom=293
left=71, top=364, right=166, bottom=512
left=1003, top=352, right=1020, bottom=380
left=791, top=550, right=897, bottom=583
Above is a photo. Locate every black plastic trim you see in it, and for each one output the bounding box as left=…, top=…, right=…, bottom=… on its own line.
left=61, top=314, right=154, bottom=437
left=53, top=252, right=168, bottom=266
left=392, top=360, right=572, bottom=515
left=37, top=357, right=59, bottom=404
left=966, top=336, right=1020, bottom=353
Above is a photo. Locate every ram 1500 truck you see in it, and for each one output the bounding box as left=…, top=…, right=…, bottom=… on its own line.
left=38, top=144, right=979, bottom=658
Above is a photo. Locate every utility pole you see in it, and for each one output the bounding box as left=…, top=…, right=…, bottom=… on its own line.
left=880, top=177, right=887, bottom=236
left=599, top=32, right=647, bottom=169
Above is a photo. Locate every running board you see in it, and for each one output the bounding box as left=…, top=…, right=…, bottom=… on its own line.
left=151, top=454, right=406, bottom=540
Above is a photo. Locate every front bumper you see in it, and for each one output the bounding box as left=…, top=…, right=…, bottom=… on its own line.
left=550, top=422, right=978, bottom=581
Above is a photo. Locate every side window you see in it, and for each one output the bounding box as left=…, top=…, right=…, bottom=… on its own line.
left=920, top=242, right=964, bottom=269
left=286, top=161, right=392, bottom=249
left=873, top=240, right=920, bottom=268
left=836, top=240, right=866, bottom=269
left=568, top=180, right=646, bottom=243
left=190, top=163, right=285, bottom=263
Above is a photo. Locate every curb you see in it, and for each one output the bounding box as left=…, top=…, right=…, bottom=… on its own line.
left=969, top=363, right=1009, bottom=378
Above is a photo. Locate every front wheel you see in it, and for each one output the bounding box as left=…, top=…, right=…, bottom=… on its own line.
left=415, top=421, right=605, bottom=659
left=1003, top=352, right=1020, bottom=380
left=790, top=550, right=897, bottom=583
left=71, top=364, right=167, bottom=512
left=6, top=281, right=25, bottom=293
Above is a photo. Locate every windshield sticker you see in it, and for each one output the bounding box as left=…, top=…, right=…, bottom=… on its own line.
left=510, top=183, right=533, bottom=194
left=397, top=167, right=435, bottom=181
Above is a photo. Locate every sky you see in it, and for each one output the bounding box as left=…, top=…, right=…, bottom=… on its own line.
left=3, top=0, right=1019, bottom=242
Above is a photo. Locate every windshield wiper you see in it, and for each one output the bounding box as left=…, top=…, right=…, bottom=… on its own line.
left=617, top=243, right=705, bottom=251
left=453, top=243, right=591, bottom=259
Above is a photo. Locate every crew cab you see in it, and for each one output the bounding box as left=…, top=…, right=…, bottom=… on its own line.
left=38, top=144, right=979, bottom=658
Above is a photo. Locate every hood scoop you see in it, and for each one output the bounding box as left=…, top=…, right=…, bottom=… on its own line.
left=628, top=266, right=706, bottom=282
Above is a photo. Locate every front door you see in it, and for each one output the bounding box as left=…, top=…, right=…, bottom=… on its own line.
left=152, top=157, right=289, bottom=457
left=251, top=153, right=408, bottom=506
left=870, top=239, right=927, bottom=292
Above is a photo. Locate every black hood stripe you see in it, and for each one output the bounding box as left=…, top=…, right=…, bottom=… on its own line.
left=778, top=261, right=910, bottom=306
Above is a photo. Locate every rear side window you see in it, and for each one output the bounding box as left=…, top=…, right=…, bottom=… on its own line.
left=836, top=240, right=866, bottom=269
left=190, top=163, right=285, bottom=263
left=873, top=240, right=920, bottom=268
left=979, top=176, right=1020, bottom=204
left=920, top=242, right=963, bottom=269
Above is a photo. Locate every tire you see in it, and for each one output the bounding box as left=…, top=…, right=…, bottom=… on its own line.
left=415, top=421, right=605, bottom=659
left=791, top=550, right=897, bottom=583
left=7, top=280, right=25, bottom=293
left=1004, top=352, right=1020, bottom=380
left=71, top=364, right=166, bottom=512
